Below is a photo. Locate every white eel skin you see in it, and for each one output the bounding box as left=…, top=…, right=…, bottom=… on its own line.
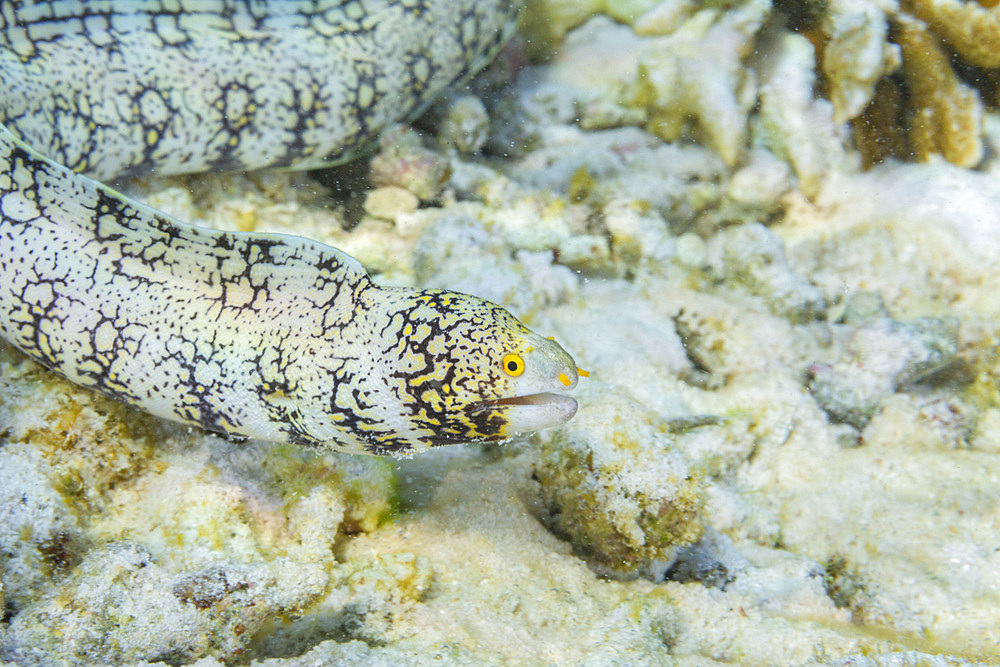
left=0, top=1, right=581, bottom=456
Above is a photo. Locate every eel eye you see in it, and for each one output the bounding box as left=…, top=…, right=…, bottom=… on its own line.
left=502, top=353, right=525, bottom=377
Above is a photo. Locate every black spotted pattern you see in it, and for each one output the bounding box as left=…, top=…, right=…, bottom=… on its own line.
left=0, top=0, right=520, bottom=180
left=0, top=1, right=584, bottom=456
left=0, top=122, right=580, bottom=455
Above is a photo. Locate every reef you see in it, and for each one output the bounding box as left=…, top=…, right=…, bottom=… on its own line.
left=522, top=0, right=1000, bottom=175
left=4, top=0, right=1000, bottom=664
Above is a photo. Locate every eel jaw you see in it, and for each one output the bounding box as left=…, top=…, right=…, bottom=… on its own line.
left=475, top=392, right=579, bottom=435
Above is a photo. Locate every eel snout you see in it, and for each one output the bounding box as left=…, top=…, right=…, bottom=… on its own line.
left=479, top=392, right=579, bottom=435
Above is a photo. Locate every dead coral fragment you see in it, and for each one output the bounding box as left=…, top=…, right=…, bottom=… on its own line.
left=519, top=0, right=664, bottom=57
left=821, top=0, right=902, bottom=123
left=0, top=543, right=328, bottom=665
left=629, top=0, right=768, bottom=165
left=806, top=316, right=960, bottom=429
left=0, top=445, right=87, bottom=612
left=755, top=32, right=856, bottom=197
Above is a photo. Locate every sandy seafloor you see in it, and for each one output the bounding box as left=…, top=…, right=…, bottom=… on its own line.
left=4, top=2, right=1000, bottom=666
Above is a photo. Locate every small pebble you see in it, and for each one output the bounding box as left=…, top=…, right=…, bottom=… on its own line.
left=363, top=186, right=420, bottom=221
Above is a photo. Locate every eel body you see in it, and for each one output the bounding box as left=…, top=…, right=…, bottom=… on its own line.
left=0, top=1, right=582, bottom=456
left=0, top=0, right=518, bottom=181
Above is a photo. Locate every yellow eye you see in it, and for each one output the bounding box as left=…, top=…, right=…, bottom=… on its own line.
left=502, top=353, right=525, bottom=377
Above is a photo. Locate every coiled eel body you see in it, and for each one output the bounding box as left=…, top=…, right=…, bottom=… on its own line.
left=0, top=1, right=581, bottom=456
left=0, top=0, right=517, bottom=180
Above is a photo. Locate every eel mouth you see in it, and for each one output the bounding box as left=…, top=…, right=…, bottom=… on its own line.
left=471, top=392, right=578, bottom=433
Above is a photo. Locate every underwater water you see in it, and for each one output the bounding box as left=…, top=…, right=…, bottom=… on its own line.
left=2, top=1, right=1000, bottom=665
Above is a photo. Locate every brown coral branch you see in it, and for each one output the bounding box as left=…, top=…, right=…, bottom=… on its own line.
left=896, top=14, right=984, bottom=167
left=904, top=0, right=1000, bottom=68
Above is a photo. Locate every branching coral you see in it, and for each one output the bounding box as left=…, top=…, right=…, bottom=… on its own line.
left=904, top=0, right=1000, bottom=68
left=813, top=0, right=990, bottom=168
left=525, top=0, right=1000, bottom=172
left=895, top=13, right=984, bottom=167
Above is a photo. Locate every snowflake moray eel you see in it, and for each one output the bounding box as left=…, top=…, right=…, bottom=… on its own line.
left=0, top=0, right=583, bottom=456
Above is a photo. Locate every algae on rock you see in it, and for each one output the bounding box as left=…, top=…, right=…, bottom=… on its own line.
left=533, top=384, right=706, bottom=577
